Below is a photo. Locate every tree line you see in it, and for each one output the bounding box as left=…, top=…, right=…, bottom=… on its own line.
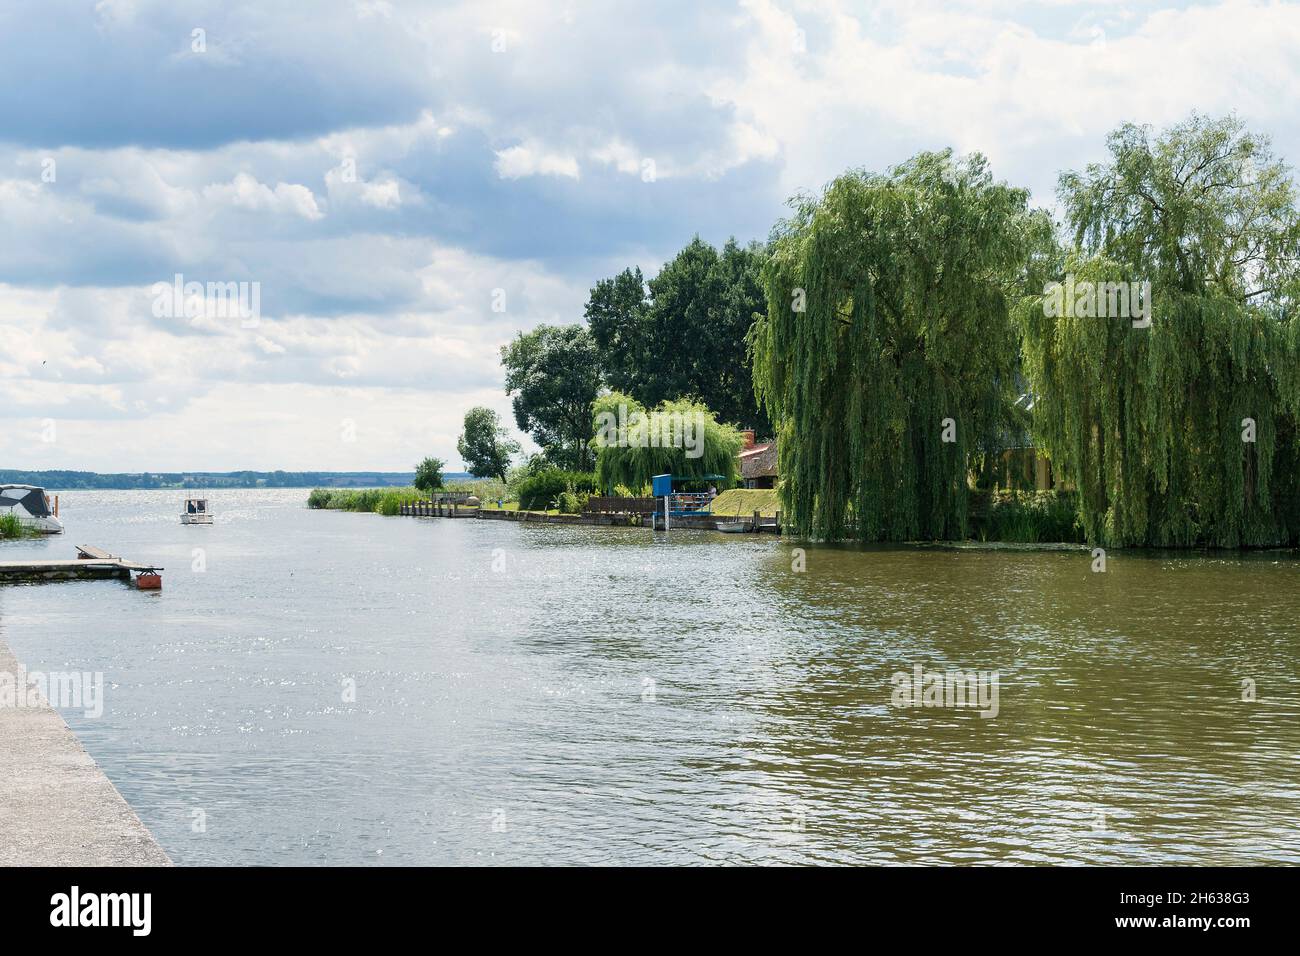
left=478, top=113, right=1300, bottom=546
left=495, top=237, right=769, bottom=474
left=0, top=469, right=425, bottom=490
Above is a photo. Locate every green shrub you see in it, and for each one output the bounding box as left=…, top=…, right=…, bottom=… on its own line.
left=515, top=469, right=598, bottom=510
left=505, top=456, right=549, bottom=500
left=553, top=487, right=592, bottom=514
left=981, top=491, right=1083, bottom=543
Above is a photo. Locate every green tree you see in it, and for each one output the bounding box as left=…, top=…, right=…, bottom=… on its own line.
left=413, top=457, right=444, bottom=494
left=500, top=324, right=601, bottom=470
left=590, top=392, right=743, bottom=492
left=1021, top=114, right=1300, bottom=547
left=585, top=237, right=770, bottom=433
left=751, top=150, right=1045, bottom=541
left=456, top=406, right=520, bottom=481
left=585, top=267, right=650, bottom=395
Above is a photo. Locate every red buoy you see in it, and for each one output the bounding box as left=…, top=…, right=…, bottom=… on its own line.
left=134, top=572, right=162, bottom=590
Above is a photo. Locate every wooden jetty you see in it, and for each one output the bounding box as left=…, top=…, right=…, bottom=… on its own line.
left=396, top=497, right=783, bottom=533
left=399, top=498, right=477, bottom=518
left=0, top=544, right=163, bottom=587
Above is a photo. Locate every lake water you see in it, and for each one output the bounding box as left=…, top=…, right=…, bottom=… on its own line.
left=1, top=488, right=1297, bottom=865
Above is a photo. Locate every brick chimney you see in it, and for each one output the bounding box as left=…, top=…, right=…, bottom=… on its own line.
left=742, top=429, right=756, bottom=449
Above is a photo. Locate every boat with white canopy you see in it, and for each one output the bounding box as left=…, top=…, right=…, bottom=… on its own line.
left=0, top=484, right=64, bottom=533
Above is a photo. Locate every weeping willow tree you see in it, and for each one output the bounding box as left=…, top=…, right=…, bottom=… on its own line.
left=749, top=150, right=1047, bottom=541
left=1019, top=115, right=1300, bottom=547
left=591, top=392, right=743, bottom=492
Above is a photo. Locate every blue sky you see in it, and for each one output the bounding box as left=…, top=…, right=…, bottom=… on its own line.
left=1, top=0, right=1297, bottom=471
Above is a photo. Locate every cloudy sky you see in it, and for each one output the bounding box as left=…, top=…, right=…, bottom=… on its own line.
left=1, top=0, right=1297, bottom=472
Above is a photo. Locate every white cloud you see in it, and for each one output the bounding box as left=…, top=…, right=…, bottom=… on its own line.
left=590, top=139, right=642, bottom=176
left=493, top=143, right=581, bottom=180
left=716, top=0, right=1300, bottom=202
left=0, top=229, right=585, bottom=468
left=359, top=178, right=402, bottom=208
left=203, top=173, right=324, bottom=219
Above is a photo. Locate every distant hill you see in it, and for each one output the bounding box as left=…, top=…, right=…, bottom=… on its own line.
left=0, top=470, right=467, bottom=490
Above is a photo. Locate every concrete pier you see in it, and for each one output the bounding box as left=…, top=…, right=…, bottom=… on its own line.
left=0, top=641, right=169, bottom=866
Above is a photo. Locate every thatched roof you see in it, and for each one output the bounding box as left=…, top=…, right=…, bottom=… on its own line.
left=739, top=442, right=778, bottom=480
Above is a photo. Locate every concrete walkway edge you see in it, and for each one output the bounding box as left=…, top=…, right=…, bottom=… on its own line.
left=0, top=640, right=170, bottom=866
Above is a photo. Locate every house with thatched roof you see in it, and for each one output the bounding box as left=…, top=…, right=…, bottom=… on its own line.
left=738, top=431, right=778, bottom=489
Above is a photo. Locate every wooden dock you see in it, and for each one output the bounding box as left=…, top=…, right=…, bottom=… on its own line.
left=396, top=502, right=784, bottom=532
left=0, top=545, right=163, bottom=584
left=399, top=500, right=477, bottom=517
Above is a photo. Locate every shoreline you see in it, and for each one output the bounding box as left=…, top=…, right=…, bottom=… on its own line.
left=0, top=639, right=170, bottom=867
left=317, top=503, right=1300, bottom=554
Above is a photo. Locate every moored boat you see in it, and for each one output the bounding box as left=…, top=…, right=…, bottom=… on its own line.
left=181, top=498, right=213, bottom=525
left=0, top=484, right=64, bottom=534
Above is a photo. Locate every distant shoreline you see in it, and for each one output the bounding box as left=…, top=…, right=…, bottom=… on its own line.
left=0, top=470, right=474, bottom=491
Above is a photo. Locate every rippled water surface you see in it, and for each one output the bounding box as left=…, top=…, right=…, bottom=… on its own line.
left=2, top=489, right=1298, bottom=865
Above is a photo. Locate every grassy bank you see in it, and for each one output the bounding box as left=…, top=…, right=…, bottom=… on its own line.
left=709, top=488, right=781, bottom=517
left=307, top=487, right=422, bottom=516
left=307, top=479, right=511, bottom=517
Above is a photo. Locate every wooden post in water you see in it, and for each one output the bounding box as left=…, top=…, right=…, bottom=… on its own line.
left=753, top=510, right=760, bottom=532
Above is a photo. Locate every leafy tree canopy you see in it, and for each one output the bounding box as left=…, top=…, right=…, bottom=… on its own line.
left=1021, top=114, right=1300, bottom=546
left=413, top=457, right=445, bottom=493
left=500, top=324, right=601, bottom=470
left=591, top=392, right=743, bottom=493
left=751, top=149, right=1046, bottom=541
left=586, top=237, right=770, bottom=434
left=456, top=406, right=520, bottom=481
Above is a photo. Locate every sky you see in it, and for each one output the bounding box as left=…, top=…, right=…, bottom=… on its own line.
left=1, top=0, right=1298, bottom=472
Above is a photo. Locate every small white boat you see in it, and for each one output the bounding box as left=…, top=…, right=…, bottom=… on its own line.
left=181, top=498, right=213, bottom=525
left=715, top=520, right=750, bottom=533
left=0, top=484, right=64, bottom=533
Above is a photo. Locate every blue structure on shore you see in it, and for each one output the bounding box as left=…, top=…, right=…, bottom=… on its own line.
left=652, top=473, right=726, bottom=521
